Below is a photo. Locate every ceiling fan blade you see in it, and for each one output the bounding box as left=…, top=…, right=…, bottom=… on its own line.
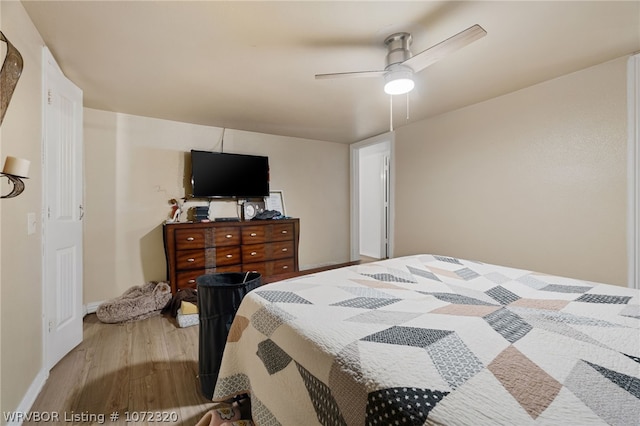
left=403, top=24, right=486, bottom=72
left=315, top=70, right=386, bottom=80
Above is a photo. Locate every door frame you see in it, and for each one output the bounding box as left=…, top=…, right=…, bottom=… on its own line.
left=350, top=132, right=395, bottom=262
left=41, top=46, right=51, bottom=372
left=628, top=53, right=640, bottom=290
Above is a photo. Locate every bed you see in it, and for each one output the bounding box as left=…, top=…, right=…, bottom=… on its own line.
left=212, top=254, right=640, bottom=425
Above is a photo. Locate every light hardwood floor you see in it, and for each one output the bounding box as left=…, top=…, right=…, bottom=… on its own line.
left=27, top=314, right=215, bottom=425
left=359, top=255, right=381, bottom=264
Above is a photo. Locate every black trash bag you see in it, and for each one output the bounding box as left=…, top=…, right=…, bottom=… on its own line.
left=196, top=272, right=262, bottom=400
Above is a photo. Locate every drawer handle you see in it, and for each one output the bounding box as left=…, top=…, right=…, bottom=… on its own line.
left=188, top=279, right=195, bottom=284
left=281, top=248, right=288, bottom=252
left=250, top=232, right=257, bottom=237
left=186, top=237, right=195, bottom=241
left=282, top=265, right=289, bottom=270
left=250, top=251, right=257, bottom=256
left=281, top=230, right=288, bottom=234
left=225, top=234, right=233, bottom=239
left=226, top=254, right=233, bottom=258
left=187, top=258, right=195, bottom=262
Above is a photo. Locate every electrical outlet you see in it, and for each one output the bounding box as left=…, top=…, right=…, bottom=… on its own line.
left=27, top=212, right=36, bottom=235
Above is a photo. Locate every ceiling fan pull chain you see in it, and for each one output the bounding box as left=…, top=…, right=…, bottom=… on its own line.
left=406, top=93, right=410, bottom=121
left=389, top=95, right=394, bottom=132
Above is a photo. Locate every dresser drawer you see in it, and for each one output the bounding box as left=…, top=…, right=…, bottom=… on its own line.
left=242, top=258, right=295, bottom=277
left=176, top=266, right=241, bottom=290
left=272, top=240, right=294, bottom=259
left=176, top=246, right=241, bottom=270
left=242, top=240, right=294, bottom=263
left=242, top=244, right=267, bottom=263
left=212, top=226, right=241, bottom=246
left=215, top=246, right=242, bottom=266
left=241, top=262, right=268, bottom=277
left=175, top=226, right=240, bottom=250
left=272, top=258, right=295, bottom=274
left=242, top=226, right=266, bottom=244
left=177, top=269, right=205, bottom=289
left=175, top=229, right=207, bottom=250
left=272, top=223, right=294, bottom=242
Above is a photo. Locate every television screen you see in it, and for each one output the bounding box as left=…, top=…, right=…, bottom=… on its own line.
left=190, top=150, right=269, bottom=198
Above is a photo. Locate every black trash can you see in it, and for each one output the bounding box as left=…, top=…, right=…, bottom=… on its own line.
left=196, top=271, right=262, bottom=400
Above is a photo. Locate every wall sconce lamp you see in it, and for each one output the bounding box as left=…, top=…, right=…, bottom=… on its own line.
left=1, top=156, right=29, bottom=198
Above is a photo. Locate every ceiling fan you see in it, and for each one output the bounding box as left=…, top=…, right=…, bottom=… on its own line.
left=315, top=24, right=487, bottom=95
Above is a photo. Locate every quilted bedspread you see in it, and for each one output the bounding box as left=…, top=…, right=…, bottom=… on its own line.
left=212, top=255, right=640, bottom=425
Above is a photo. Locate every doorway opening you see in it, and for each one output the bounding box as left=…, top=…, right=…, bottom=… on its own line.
left=350, top=133, right=394, bottom=263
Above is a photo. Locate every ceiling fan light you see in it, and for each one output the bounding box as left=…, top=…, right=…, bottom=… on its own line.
left=384, top=69, right=415, bottom=95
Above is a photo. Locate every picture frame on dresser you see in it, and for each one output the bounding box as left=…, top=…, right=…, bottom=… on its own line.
left=265, top=190, right=286, bottom=215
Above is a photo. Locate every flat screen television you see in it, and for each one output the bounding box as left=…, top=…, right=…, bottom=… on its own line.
left=190, top=150, right=270, bottom=198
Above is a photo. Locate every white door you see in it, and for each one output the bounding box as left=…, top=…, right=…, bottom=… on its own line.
left=43, top=47, right=84, bottom=369
left=358, top=144, right=390, bottom=259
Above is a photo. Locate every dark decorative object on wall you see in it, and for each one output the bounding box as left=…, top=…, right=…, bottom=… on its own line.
left=0, top=30, right=24, bottom=126
left=0, top=30, right=27, bottom=199
left=1, top=156, right=30, bottom=198
left=1, top=173, right=26, bottom=198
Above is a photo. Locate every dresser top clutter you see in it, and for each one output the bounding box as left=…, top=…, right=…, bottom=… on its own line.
left=163, top=219, right=300, bottom=293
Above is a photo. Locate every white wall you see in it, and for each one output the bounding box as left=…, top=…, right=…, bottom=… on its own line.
left=83, top=110, right=351, bottom=304
left=0, top=0, right=46, bottom=416
left=394, top=56, right=628, bottom=286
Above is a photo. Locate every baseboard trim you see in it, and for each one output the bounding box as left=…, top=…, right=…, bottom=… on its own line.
left=5, top=368, right=49, bottom=426
left=84, top=301, right=104, bottom=315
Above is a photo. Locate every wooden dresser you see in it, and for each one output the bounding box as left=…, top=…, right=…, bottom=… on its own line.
left=163, top=218, right=299, bottom=293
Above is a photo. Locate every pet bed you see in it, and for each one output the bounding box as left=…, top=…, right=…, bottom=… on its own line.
left=96, top=281, right=171, bottom=323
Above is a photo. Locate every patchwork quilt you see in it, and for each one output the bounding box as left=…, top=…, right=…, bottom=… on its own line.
left=212, top=255, right=640, bottom=425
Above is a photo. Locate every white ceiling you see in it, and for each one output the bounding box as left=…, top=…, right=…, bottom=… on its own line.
left=21, top=1, right=640, bottom=143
